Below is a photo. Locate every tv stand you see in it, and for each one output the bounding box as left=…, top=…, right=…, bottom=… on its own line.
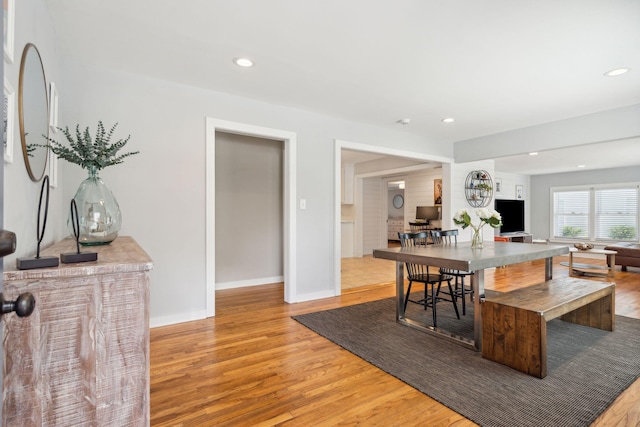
left=499, top=233, right=532, bottom=243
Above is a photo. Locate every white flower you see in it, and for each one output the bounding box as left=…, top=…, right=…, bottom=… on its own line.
left=453, top=209, right=468, bottom=223
left=453, top=208, right=502, bottom=230
left=477, top=208, right=490, bottom=219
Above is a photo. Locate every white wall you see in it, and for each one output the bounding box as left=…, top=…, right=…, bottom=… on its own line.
left=4, top=0, right=65, bottom=265
left=362, top=177, right=383, bottom=255
left=387, top=188, right=404, bottom=218
left=50, top=59, right=449, bottom=325
left=405, top=168, right=442, bottom=229
left=454, top=104, right=640, bottom=162
left=357, top=167, right=444, bottom=256
left=16, top=0, right=633, bottom=327
left=214, top=132, right=283, bottom=289
left=7, top=0, right=454, bottom=324
left=447, top=160, right=497, bottom=242
left=380, top=162, right=507, bottom=242
left=530, top=165, right=640, bottom=240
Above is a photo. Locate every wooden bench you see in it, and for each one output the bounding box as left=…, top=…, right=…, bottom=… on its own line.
left=481, top=277, right=615, bottom=378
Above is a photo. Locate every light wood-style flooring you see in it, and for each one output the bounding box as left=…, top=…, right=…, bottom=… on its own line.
left=150, top=254, right=640, bottom=426
left=341, top=255, right=397, bottom=289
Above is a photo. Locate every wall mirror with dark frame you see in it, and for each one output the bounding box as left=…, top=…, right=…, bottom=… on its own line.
left=19, top=43, right=49, bottom=182
left=393, top=194, right=404, bottom=209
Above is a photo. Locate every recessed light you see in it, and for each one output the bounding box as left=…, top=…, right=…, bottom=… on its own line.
left=604, top=68, right=630, bottom=77
left=441, top=118, right=455, bottom=123
left=529, top=152, right=538, bottom=156
left=233, top=57, right=254, bottom=67
left=577, top=164, right=586, bottom=168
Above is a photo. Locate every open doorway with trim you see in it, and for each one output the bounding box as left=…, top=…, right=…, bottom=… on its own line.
left=335, top=139, right=452, bottom=294
left=205, top=118, right=297, bottom=317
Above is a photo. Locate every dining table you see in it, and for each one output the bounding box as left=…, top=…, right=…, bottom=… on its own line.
left=373, top=241, right=570, bottom=351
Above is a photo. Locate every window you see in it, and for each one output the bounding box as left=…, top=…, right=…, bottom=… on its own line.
left=553, top=190, right=589, bottom=239
left=552, top=184, right=639, bottom=242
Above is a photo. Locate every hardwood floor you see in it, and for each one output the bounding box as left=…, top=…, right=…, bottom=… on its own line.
left=340, top=255, right=397, bottom=289
left=150, top=256, right=640, bottom=426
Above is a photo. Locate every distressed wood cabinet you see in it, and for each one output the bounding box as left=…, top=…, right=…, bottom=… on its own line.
left=2, top=237, right=153, bottom=426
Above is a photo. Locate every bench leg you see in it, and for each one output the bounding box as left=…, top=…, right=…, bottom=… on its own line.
left=482, top=301, right=547, bottom=378
left=560, top=292, right=615, bottom=331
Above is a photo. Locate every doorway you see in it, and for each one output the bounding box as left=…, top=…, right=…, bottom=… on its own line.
left=386, top=179, right=405, bottom=246
left=334, top=139, right=452, bottom=295
left=206, top=118, right=297, bottom=317
left=214, top=132, right=283, bottom=290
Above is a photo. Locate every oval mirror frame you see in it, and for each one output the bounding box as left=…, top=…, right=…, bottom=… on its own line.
left=393, top=194, right=404, bottom=209
left=18, top=43, right=49, bottom=182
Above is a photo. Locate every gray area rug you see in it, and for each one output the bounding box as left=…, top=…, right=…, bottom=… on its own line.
left=293, top=297, right=640, bottom=427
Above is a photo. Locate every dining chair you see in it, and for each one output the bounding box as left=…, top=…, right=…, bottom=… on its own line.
left=408, top=222, right=431, bottom=245
left=430, top=229, right=474, bottom=315
left=409, top=222, right=429, bottom=232
left=398, top=232, right=460, bottom=327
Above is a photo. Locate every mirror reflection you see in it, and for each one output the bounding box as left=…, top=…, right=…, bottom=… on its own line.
left=19, top=43, right=49, bottom=182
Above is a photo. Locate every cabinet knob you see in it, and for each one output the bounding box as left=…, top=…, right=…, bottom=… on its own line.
left=1, top=292, right=36, bottom=318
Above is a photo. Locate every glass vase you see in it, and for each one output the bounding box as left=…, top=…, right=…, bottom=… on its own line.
left=69, top=166, right=121, bottom=246
left=471, top=227, right=483, bottom=249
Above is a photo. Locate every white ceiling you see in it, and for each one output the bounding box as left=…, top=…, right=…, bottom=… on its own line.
left=47, top=0, right=640, bottom=174
left=343, top=136, right=640, bottom=176
left=493, top=137, right=640, bottom=175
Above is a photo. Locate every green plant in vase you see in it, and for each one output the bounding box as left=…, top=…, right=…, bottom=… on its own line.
left=44, top=121, right=139, bottom=245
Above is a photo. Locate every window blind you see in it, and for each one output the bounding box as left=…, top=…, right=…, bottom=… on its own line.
left=551, top=184, right=639, bottom=242
left=595, top=187, right=638, bottom=240
left=553, top=190, right=589, bottom=239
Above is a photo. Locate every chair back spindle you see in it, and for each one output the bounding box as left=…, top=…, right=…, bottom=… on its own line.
left=430, top=229, right=458, bottom=245
left=398, top=232, right=430, bottom=279
left=430, top=229, right=474, bottom=315
left=397, top=231, right=460, bottom=325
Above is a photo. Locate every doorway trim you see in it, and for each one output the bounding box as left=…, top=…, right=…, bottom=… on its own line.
left=206, top=118, right=297, bottom=317
left=382, top=176, right=407, bottom=248
left=334, top=139, right=453, bottom=295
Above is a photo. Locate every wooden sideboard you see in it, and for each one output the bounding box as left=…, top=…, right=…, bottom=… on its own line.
left=2, top=236, right=153, bottom=427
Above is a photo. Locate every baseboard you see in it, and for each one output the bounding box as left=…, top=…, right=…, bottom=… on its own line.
left=150, top=309, right=208, bottom=328
left=293, top=289, right=337, bottom=303
left=150, top=278, right=332, bottom=327
left=215, top=276, right=284, bottom=290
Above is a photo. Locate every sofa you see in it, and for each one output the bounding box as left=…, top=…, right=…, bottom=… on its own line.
left=604, top=242, right=640, bottom=271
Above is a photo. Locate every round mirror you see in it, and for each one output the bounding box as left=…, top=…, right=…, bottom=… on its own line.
left=393, top=194, right=404, bottom=209
left=18, top=43, right=49, bottom=182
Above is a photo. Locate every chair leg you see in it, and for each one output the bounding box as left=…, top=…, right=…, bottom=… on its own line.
left=459, top=276, right=466, bottom=316
left=403, top=280, right=413, bottom=312
left=446, top=280, right=460, bottom=320
left=424, top=283, right=429, bottom=310
left=431, top=284, right=437, bottom=327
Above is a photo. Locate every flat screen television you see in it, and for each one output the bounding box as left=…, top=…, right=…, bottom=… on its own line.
left=416, top=206, right=440, bottom=222
left=494, top=199, right=525, bottom=233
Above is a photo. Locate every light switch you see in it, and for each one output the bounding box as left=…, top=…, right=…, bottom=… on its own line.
left=300, top=199, right=307, bottom=210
